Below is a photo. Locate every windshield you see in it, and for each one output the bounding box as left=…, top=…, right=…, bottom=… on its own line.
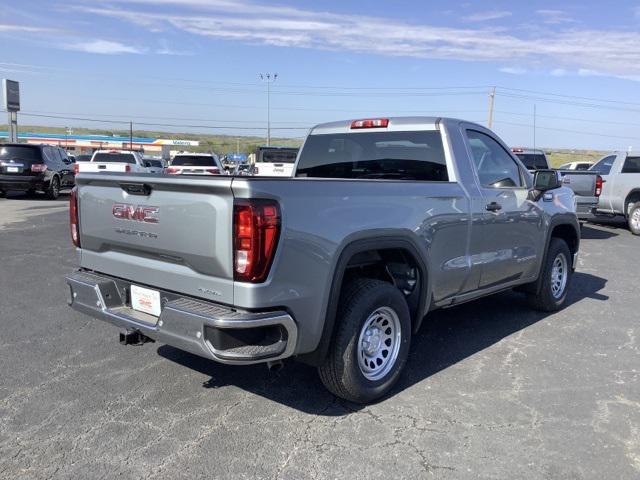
left=93, top=153, right=136, bottom=164
left=296, top=131, right=448, bottom=181
left=76, top=155, right=92, bottom=162
left=146, top=160, right=163, bottom=168
left=257, top=149, right=298, bottom=164
left=172, top=155, right=216, bottom=166
left=0, top=146, right=42, bottom=162
left=516, top=153, right=548, bottom=170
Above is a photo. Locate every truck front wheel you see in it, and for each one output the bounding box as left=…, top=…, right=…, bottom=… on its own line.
left=527, top=238, right=572, bottom=312
left=628, top=202, right=640, bottom=235
left=318, top=278, right=411, bottom=404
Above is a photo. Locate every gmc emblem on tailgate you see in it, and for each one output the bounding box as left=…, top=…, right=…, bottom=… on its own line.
left=112, top=203, right=159, bottom=223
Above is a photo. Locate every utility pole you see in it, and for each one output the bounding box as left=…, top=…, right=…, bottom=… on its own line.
left=259, top=73, right=278, bottom=146
left=236, top=138, right=240, bottom=154
left=129, top=121, right=133, bottom=151
left=533, top=104, right=537, bottom=152
left=487, top=86, right=496, bottom=129
left=65, top=127, right=72, bottom=150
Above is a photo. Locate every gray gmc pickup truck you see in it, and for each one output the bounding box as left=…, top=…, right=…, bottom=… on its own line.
left=66, top=117, right=580, bottom=403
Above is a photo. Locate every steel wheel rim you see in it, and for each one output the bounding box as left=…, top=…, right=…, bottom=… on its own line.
left=52, top=178, right=59, bottom=196
left=631, top=209, right=640, bottom=230
left=550, top=252, right=568, bottom=299
left=357, top=306, right=401, bottom=381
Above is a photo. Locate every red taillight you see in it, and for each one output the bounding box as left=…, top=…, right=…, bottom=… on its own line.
left=70, top=187, right=80, bottom=247
left=350, top=118, right=389, bottom=129
left=233, top=200, right=281, bottom=283
left=125, top=164, right=131, bottom=172
left=595, top=175, right=603, bottom=197
left=31, top=163, right=48, bottom=173
left=165, top=167, right=179, bottom=174
left=207, top=167, right=220, bottom=175
left=73, top=163, right=80, bottom=175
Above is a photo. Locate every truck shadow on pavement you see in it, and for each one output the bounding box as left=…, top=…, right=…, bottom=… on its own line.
left=580, top=225, right=619, bottom=240
left=157, top=272, right=607, bottom=415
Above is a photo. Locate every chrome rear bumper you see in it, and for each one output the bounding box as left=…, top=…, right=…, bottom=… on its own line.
left=65, top=270, right=297, bottom=365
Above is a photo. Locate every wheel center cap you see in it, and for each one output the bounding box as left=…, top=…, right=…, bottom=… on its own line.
left=363, top=328, right=382, bottom=356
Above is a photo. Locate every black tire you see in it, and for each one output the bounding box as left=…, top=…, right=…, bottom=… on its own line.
left=46, top=176, right=60, bottom=200
left=0, top=189, right=5, bottom=198
left=627, top=202, right=640, bottom=235
left=527, top=238, right=572, bottom=312
left=318, top=278, right=411, bottom=404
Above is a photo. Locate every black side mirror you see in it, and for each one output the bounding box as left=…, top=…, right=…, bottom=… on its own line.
left=533, top=169, right=561, bottom=191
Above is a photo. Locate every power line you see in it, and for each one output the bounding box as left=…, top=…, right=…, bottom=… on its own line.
left=17, top=112, right=310, bottom=130
left=497, top=86, right=640, bottom=107
left=495, top=110, right=640, bottom=128
left=497, top=92, right=640, bottom=114
left=494, top=120, right=640, bottom=141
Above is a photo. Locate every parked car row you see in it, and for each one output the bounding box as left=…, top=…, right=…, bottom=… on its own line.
left=2, top=140, right=638, bottom=236
left=509, top=146, right=640, bottom=234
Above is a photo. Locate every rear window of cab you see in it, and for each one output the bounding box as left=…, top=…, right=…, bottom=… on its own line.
left=295, top=131, right=448, bottom=181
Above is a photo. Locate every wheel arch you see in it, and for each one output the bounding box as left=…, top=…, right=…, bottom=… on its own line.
left=624, top=189, right=640, bottom=217
left=299, top=231, right=431, bottom=366
left=532, top=215, right=580, bottom=294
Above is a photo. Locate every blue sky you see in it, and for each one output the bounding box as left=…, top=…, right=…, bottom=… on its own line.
left=2, top=0, right=640, bottom=150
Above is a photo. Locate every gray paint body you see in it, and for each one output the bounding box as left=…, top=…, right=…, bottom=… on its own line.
left=73, top=117, right=578, bottom=359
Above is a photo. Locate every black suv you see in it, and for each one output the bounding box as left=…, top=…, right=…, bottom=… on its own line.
left=0, top=144, right=75, bottom=199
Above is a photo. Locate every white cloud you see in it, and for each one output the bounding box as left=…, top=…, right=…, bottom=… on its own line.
left=463, top=11, right=512, bottom=22
left=500, top=67, right=526, bottom=75
left=72, top=1, right=640, bottom=81
left=536, top=9, right=576, bottom=24
left=63, top=39, right=145, bottom=55
left=0, top=23, right=57, bottom=33
left=550, top=68, right=568, bottom=76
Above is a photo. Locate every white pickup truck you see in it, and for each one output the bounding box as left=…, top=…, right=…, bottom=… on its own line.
left=252, top=146, right=299, bottom=177
left=78, top=150, right=149, bottom=174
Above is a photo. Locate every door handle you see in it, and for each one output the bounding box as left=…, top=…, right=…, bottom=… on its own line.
left=486, top=201, right=502, bottom=212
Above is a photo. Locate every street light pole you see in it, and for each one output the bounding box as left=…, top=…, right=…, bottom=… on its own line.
left=259, top=73, right=278, bottom=146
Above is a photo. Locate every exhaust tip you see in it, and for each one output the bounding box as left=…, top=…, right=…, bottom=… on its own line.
left=266, top=360, right=284, bottom=373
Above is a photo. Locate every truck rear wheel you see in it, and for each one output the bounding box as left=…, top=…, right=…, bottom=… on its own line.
left=318, top=278, right=411, bottom=404
left=628, top=202, right=640, bottom=235
left=527, top=238, right=572, bottom=312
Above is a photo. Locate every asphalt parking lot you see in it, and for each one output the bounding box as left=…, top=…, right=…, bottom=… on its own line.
left=0, top=191, right=638, bottom=479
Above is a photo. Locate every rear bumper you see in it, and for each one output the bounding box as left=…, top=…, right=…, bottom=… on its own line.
left=65, top=270, right=298, bottom=365
left=0, top=174, right=45, bottom=191
left=575, top=197, right=599, bottom=220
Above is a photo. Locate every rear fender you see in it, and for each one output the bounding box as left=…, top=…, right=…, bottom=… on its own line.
left=299, top=231, right=431, bottom=366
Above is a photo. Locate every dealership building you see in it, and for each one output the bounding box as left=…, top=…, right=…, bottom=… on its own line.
left=0, top=131, right=199, bottom=157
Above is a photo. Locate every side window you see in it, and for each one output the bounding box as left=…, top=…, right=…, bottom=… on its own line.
left=58, top=148, right=69, bottom=162
left=466, top=130, right=523, bottom=188
left=622, top=156, right=640, bottom=174
left=43, top=147, right=55, bottom=165
left=591, top=155, right=615, bottom=175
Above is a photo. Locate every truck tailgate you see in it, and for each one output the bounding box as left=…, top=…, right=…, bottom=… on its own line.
left=80, top=162, right=132, bottom=173
left=76, top=173, right=235, bottom=304
left=558, top=171, right=597, bottom=197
